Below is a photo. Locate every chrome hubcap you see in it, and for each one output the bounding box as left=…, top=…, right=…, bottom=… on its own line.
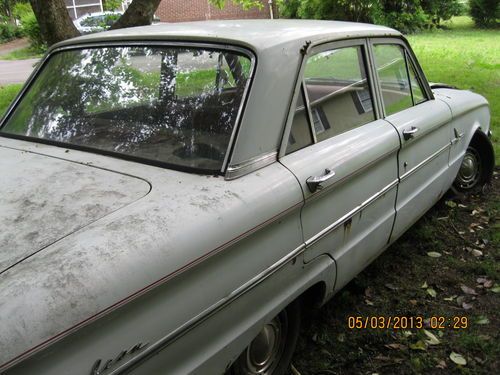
left=243, top=315, right=287, bottom=374
left=456, top=148, right=481, bottom=189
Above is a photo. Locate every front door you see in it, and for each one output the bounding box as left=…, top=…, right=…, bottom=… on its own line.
left=280, top=40, right=400, bottom=291
left=369, top=39, right=452, bottom=240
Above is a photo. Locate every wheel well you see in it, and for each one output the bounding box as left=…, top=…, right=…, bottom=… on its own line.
left=471, top=130, right=495, bottom=184
left=299, top=282, right=327, bottom=310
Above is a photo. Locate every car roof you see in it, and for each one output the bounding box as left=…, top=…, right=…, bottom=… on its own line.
left=55, top=19, right=400, bottom=53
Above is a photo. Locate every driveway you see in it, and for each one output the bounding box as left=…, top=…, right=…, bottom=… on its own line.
left=0, top=59, right=39, bottom=84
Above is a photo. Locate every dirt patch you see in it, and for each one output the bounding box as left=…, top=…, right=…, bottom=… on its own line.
left=0, top=38, right=29, bottom=56
left=291, top=169, right=499, bottom=374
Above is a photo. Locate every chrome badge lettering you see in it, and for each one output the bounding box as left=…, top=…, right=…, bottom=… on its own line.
left=90, top=342, right=149, bottom=375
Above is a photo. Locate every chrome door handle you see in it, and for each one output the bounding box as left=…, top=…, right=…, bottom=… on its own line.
left=403, top=126, right=419, bottom=141
left=306, top=168, right=336, bottom=193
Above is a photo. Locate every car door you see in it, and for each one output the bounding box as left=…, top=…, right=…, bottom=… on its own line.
left=279, top=40, right=400, bottom=292
left=369, top=38, right=452, bottom=240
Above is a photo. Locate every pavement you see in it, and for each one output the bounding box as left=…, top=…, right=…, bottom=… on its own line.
left=0, top=59, right=39, bottom=84
left=0, top=38, right=39, bottom=85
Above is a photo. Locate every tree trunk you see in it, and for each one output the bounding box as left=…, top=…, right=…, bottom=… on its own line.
left=29, top=0, right=80, bottom=46
left=110, top=0, right=162, bottom=29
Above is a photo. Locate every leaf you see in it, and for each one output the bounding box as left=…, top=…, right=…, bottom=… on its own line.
left=427, top=251, right=442, bottom=258
left=385, top=343, right=407, bottom=350
left=423, top=330, right=441, bottom=345
left=461, top=285, right=478, bottom=295
left=491, top=286, right=500, bottom=293
left=444, top=295, right=457, bottom=301
left=427, top=288, right=437, bottom=298
left=436, top=359, right=447, bottom=369
left=402, top=330, right=413, bottom=338
left=471, top=249, right=483, bottom=257
left=421, top=281, right=428, bottom=289
left=462, top=302, right=473, bottom=310
left=476, top=316, right=489, bottom=325
left=385, top=283, right=398, bottom=291
left=445, top=201, right=457, bottom=208
left=483, top=280, right=493, bottom=288
left=410, top=340, right=427, bottom=351
left=450, top=352, right=467, bottom=366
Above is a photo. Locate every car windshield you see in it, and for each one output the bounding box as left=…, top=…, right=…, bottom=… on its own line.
left=0, top=45, right=253, bottom=172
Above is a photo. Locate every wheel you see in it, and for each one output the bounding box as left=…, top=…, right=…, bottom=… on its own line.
left=228, top=300, right=301, bottom=375
left=453, top=132, right=495, bottom=194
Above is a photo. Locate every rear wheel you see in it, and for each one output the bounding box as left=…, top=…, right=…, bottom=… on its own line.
left=229, top=300, right=301, bottom=375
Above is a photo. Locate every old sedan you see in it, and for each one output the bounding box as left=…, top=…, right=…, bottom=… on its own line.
left=0, top=20, right=494, bottom=375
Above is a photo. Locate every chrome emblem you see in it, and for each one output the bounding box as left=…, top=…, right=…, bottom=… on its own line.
left=90, top=342, right=148, bottom=375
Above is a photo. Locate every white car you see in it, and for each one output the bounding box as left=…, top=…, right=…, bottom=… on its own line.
left=73, top=11, right=123, bottom=34
left=0, top=20, right=494, bottom=375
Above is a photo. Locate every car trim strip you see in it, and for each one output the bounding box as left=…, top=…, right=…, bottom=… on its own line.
left=0, top=200, right=302, bottom=373
left=225, top=151, right=278, bottom=180
left=305, top=178, right=399, bottom=248
left=400, top=142, right=451, bottom=182
left=110, top=243, right=308, bottom=375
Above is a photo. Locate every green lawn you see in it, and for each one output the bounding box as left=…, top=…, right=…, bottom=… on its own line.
left=0, top=84, right=22, bottom=118
left=407, top=16, right=499, bottom=162
left=0, top=46, right=44, bottom=61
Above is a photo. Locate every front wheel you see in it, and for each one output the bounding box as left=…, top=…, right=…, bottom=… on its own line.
left=453, top=132, right=495, bottom=194
left=228, top=300, right=301, bottom=375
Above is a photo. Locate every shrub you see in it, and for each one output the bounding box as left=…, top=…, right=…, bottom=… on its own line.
left=469, top=0, right=499, bottom=27
left=103, top=0, right=123, bottom=11
left=421, top=0, right=464, bottom=26
left=13, top=2, right=44, bottom=51
left=0, top=16, right=22, bottom=42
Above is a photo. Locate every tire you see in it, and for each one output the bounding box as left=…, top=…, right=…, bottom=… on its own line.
left=453, top=132, right=495, bottom=194
left=228, top=300, right=301, bottom=375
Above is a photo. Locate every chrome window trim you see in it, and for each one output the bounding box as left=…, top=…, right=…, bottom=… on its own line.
left=225, top=151, right=277, bottom=180
left=0, top=41, right=256, bottom=176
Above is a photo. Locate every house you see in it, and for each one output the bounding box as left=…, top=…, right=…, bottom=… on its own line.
left=66, top=0, right=274, bottom=21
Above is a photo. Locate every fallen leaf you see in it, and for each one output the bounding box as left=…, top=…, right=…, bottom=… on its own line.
left=462, top=302, right=473, bottom=310
left=409, top=299, right=417, bottom=305
left=337, top=333, right=345, bottom=342
left=385, top=343, right=407, bottom=350
left=427, top=251, right=442, bottom=258
left=456, top=296, right=465, bottom=306
left=410, top=340, right=427, bottom=351
left=364, top=299, right=374, bottom=306
left=471, top=209, right=479, bottom=216
left=444, top=295, right=457, bottom=301
left=427, top=288, right=437, bottom=298
left=461, top=285, right=478, bottom=295
left=385, top=283, right=398, bottom=291
left=402, top=330, right=412, bottom=337
left=483, top=280, right=493, bottom=288
left=491, top=286, right=500, bottom=293
left=471, top=249, right=483, bottom=257
left=445, top=201, right=457, bottom=208
left=436, top=360, right=447, bottom=369
left=476, top=316, right=489, bottom=325
left=423, top=330, right=441, bottom=345
left=364, top=287, right=373, bottom=298
left=450, top=352, right=467, bottom=366
left=476, top=277, right=488, bottom=284
left=421, top=281, right=428, bottom=289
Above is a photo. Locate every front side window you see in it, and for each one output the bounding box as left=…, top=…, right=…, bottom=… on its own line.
left=0, top=46, right=253, bottom=172
left=373, top=44, right=427, bottom=116
left=303, top=46, right=375, bottom=142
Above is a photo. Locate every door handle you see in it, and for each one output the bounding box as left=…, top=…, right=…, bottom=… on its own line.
left=403, top=126, right=419, bottom=141
left=306, top=168, right=336, bottom=193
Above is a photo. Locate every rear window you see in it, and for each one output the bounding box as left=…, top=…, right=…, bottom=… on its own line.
left=1, top=45, right=253, bottom=173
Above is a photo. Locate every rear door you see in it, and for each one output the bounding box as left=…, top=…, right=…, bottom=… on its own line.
left=279, top=39, right=400, bottom=291
left=369, top=39, right=452, bottom=240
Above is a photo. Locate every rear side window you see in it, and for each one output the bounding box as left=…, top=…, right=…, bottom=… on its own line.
left=303, top=46, right=375, bottom=142
left=373, top=44, right=427, bottom=116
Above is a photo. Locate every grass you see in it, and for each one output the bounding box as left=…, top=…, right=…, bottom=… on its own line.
left=0, top=84, right=22, bottom=118
left=292, top=169, right=500, bottom=374
left=407, top=16, right=500, bottom=162
left=0, top=46, right=43, bottom=61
